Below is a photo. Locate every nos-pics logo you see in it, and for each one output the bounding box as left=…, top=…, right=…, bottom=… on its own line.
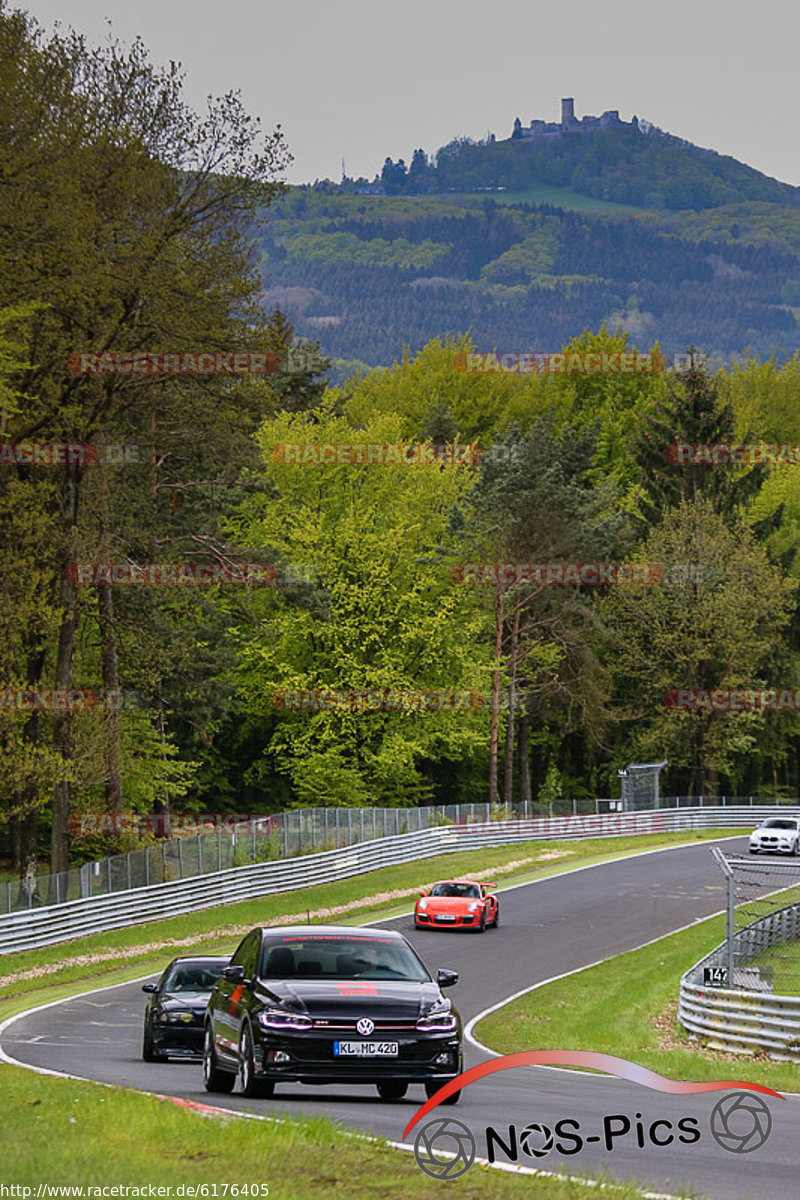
left=406, top=1051, right=782, bottom=1180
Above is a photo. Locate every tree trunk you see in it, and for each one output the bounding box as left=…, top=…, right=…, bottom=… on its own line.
left=503, top=604, right=521, bottom=807
left=18, top=647, right=46, bottom=901
left=50, top=473, right=80, bottom=886
left=98, top=580, right=123, bottom=815
left=96, top=439, right=123, bottom=817
left=18, top=804, right=39, bottom=907
left=488, top=590, right=504, bottom=806
left=152, top=705, right=170, bottom=836
left=518, top=710, right=531, bottom=806
left=9, top=813, right=21, bottom=874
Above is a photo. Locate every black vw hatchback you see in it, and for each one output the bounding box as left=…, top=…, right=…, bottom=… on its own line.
left=142, top=955, right=230, bottom=1061
left=203, top=925, right=462, bottom=1101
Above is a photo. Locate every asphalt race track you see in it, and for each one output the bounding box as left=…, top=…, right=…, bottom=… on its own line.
left=3, top=836, right=797, bottom=1199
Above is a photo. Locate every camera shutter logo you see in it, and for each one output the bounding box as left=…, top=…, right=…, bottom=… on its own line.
left=710, top=1092, right=772, bottom=1153
left=356, top=1018, right=375, bottom=1036
left=414, top=1117, right=476, bottom=1180
left=520, top=1121, right=555, bottom=1158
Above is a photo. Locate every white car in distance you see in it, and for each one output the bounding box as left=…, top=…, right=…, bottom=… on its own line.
left=749, top=816, right=800, bottom=855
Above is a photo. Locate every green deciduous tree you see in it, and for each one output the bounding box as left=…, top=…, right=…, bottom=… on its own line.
left=221, top=403, right=493, bottom=805
left=602, top=495, right=795, bottom=795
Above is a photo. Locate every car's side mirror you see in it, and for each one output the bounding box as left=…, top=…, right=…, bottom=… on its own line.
left=141, top=982, right=158, bottom=994
left=437, top=968, right=459, bottom=988
left=419, top=888, right=428, bottom=897
left=222, top=965, right=245, bottom=983
left=484, top=881, right=497, bottom=889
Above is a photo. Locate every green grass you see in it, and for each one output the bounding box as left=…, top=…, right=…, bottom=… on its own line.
left=2, top=1063, right=673, bottom=1198
left=738, top=882, right=800, bottom=996
left=0, top=829, right=743, bottom=1007
left=749, top=937, right=800, bottom=995
left=476, top=908, right=798, bottom=1094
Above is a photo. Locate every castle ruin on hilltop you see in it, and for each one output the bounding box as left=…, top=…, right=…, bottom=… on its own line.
left=512, top=98, right=639, bottom=140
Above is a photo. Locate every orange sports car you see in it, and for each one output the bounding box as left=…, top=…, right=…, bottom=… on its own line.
left=414, top=879, right=499, bottom=932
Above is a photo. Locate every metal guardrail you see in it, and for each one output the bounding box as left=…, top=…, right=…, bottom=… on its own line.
left=679, top=896, right=800, bottom=1063
left=3, top=794, right=789, bottom=916
left=0, top=805, right=764, bottom=957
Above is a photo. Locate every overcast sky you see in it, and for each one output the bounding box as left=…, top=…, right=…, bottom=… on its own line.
left=21, top=0, right=800, bottom=188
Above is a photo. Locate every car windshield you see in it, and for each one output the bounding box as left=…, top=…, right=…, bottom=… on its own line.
left=164, top=963, right=225, bottom=992
left=760, top=819, right=798, bottom=830
left=259, top=936, right=430, bottom=982
left=430, top=882, right=480, bottom=898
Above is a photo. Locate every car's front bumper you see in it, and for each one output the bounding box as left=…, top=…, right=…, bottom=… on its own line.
left=415, top=910, right=481, bottom=928
left=153, top=1019, right=205, bottom=1054
left=750, top=838, right=796, bottom=853
left=251, top=1031, right=462, bottom=1083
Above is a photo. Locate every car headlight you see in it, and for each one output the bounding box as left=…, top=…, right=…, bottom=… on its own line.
left=467, top=901, right=480, bottom=912
left=160, top=1010, right=193, bottom=1024
left=416, top=1011, right=458, bottom=1033
left=418, top=899, right=428, bottom=910
left=257, top=1008, right=312, bottom=1032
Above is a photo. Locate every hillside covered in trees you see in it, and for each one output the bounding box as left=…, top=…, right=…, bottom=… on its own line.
left=379, top=124, right=800, bottom=210
left=258, top=188, right=800, bottom=372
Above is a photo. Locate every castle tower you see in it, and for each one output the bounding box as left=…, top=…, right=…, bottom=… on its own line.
left=561, top=97, right=575, bottom=127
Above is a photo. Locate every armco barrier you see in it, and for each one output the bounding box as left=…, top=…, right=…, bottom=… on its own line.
left=0, top=806, right=765, bottom=956
left=678, top=898, right=800, bottom=1062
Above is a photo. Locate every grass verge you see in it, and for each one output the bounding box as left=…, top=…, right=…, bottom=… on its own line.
left=476, top=908, right=798, bottom=1094
left=1, top=1062, right=694, bottom=1198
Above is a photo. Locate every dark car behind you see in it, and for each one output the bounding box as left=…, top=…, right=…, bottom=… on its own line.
left=202, top=925, right=462, bottom=1101
left=142, top=955, right=230, bottom=1061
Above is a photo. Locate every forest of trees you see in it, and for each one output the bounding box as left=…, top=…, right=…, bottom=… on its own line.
left=259, top=192, right=799, bottom=368
left=1, top=5, right=799, bottom=894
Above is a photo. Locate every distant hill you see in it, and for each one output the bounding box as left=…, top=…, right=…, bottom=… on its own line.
left=378, top=125, right=800, bottom=212
left=256, top=120, right=799, bottom=374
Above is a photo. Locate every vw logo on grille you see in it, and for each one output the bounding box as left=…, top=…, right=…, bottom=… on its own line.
left=356, top=1017, right=375, bottom=1036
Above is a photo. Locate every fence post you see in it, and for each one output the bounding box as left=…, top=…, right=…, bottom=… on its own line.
left=145, top=849, right=150, bottom=887
left=107, top=858, right=112, bottom=893
left=197, top=835, right=203, bottom=873
left=127, top=852, right=132, bottom=890
left=162, top=841, right=168, bottom=882
left=217, top=830, right=222, bottom=871
left=283, top=816, right=289, bottom=858
left=572, top=798, right=577, bottom=815
left=336, top=808, right=340, bottom=845
left=726, top=873, right=735, bottom=986
left=360, top=809, right=365, bottom=842
left=6, top=880, right=11, bottom=913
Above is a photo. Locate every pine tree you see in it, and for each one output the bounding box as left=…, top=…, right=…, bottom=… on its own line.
left=632, top=350, right=767, bottom=524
